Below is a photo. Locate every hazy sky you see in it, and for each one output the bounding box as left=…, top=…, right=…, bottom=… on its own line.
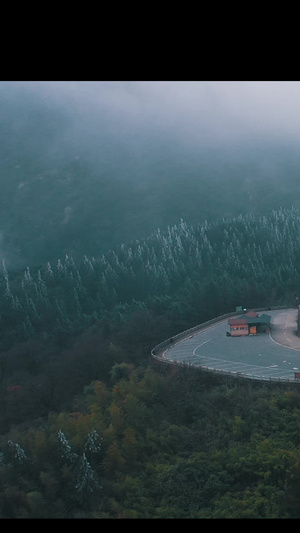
left=2, top=80, right=300, bottom=266
left=16, top=80, right=300, bottom=146
left=3, top=80, right=300, bottom=156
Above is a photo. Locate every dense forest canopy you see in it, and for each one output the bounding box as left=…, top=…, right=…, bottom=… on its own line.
left=1, top=208, right=300, bottom=517
left=1, top=207, right=300, bottom=352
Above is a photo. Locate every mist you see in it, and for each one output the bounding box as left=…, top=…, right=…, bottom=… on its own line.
left=17, top=80, right=300, bottom=145
left=3, top=80, right=300, bottom=168
left=1, top=80, right=300, bottom=268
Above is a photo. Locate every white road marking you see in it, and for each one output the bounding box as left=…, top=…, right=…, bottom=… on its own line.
left=193, top=338, right=212, bottom=355
left=269, top=331, right=300, bottom=352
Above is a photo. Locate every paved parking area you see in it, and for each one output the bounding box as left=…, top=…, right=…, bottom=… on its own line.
left=162, top=309, right=300, bottom=382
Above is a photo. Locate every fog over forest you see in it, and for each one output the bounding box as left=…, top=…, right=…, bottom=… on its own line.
left=4, top=83, right=300, bottom=518
left=1, top=80, right=300, bottom=268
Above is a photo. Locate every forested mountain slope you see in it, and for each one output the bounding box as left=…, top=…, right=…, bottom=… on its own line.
left=2, top=363, right=300, bottom=518
left=0, top=208, right=299, bottom=430
left=1, top=208, right=300, bottom=517
left=4, top=82, right=300, bottom=518
left=1, top=207, right=300, bottom=351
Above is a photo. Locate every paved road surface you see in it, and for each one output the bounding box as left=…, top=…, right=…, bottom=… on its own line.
left=162, top=309, right=300, bottom=382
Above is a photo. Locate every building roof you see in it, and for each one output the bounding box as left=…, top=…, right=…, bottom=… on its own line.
left=228, top=313, right=271, bottom=326
left=228, top=317, right=248, bottom=325
left=245, top=311, right=259, bottom=318
left=248, top=313, right=271, bottom=325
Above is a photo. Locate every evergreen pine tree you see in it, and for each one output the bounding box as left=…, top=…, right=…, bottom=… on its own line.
left=75, top=452, right=101, bottom=493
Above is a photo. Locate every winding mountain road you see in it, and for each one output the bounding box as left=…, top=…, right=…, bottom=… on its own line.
left=158, top=309, right=300, bottom=382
